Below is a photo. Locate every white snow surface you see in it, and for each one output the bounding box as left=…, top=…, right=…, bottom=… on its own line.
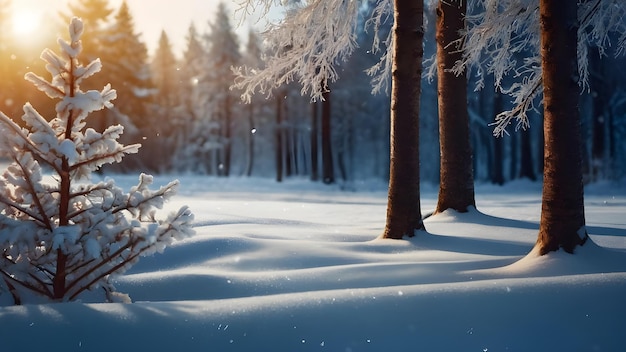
left=1, top=175, right=625, bottom=351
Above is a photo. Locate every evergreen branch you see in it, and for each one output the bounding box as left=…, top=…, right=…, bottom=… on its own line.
left=0, top=112, right=59, bottom=172
left=64, top=233, right=141, bottom=298
left=580, top=0, right=602, bottom=29
left=0, top=268, right=52, bottom=298
left=491, top=77, right=542, bottom=137
left=13, top=155, right=53, bottom=230
left=28, top=271, right=54, bottom=297
left=3, top=278, right=21, bottom=305
left=67, top=215, right=188, bottom=301
left=0, top=195, right=47, bottom=227
left=69, top=144, right=140, bottom=172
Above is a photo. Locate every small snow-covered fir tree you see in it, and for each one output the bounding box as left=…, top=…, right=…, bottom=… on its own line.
left=0, top=18, right=194, bottom=305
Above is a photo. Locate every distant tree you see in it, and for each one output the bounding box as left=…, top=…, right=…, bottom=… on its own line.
left=175, top=23, right=217, bottom=173
left=235, top=0, right=426, bottom=238
left=62, top=0, right=114, bottom=64
left=152, top=31, right=180, bottom=116
left=0, top=18, right=193, bottom=304
left=149, top=30, right=181, bottom=172
left=310, top=100, right=320, bottom=181
left=433, top=0, right=475, bottom=214
left=321, top=88, right=335, bottom=184
left=204, top=2, right=241, bottom=176
left=100, top=1, right=153, bottom=169
left=275, top=90, right=285, bottom=182
left=241, top=30, right=264, bottom=176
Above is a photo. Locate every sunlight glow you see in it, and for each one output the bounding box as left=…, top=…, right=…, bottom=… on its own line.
left=11, top=9, right=41, bottom=38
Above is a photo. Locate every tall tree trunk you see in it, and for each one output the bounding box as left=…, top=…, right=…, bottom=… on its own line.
left=321, top=89, right=334, bottom=184
left=434, top=0, right=475, bottom=214
left=381, top=0, right=425, bottom=239
left=536, top=0, right=588, bottom=254
left=310, top=102, right=319, bottom=181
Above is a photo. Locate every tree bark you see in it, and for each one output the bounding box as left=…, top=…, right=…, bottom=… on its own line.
left=536, top=0, right=588, bottom=254
left=434, top=0, right=475, bottom=214
left=381, top=0, right=425, bottom=239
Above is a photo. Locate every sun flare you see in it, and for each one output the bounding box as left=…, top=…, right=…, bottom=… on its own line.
left=11, top=9, right=41, bottom=38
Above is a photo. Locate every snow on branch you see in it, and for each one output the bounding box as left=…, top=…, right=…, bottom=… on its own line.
left=364, top=0, right=394, bottom=94
left=233, top=0, right=361, bottom=102
left=460, top=0, right=626, bottom=136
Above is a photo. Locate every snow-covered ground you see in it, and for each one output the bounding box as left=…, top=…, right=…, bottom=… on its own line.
left=1, top=175, right=625, bottom=351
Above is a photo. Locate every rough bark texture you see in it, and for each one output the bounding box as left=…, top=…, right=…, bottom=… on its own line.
left=434, top=0, right=475, bottom=214
left=381, top=0, right=425, bottom=239
left=536, top=0, right=588, bottom=254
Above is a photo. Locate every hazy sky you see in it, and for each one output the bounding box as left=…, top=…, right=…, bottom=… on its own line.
left=13, top=0, right=267, bottom=56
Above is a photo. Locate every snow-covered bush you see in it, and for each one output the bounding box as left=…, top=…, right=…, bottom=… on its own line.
left=0, top=18, right=194, bottom=305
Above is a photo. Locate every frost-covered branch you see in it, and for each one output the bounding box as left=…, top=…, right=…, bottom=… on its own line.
left=364, top=0, right=394, bottom=94
left=233, top=0, right=362, bottom=102
left=460, top=0, right=626, bottom=136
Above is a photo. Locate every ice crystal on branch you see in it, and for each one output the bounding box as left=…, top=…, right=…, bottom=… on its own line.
left=0, top=17, right=194, bottom=305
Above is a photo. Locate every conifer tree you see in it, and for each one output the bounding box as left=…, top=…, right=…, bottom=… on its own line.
left=174, top=23, right=220, bottom=173
left=152, top=31, right=180, bottom=116
left=242, top=30, right=265, bottom=176
left=149, top=30, right=181, bottom=171
left=101, top=1, right=153, bottom=134
left=205, top=2, right=242, bottom=176
left=0, top=18, right=193, bottom=304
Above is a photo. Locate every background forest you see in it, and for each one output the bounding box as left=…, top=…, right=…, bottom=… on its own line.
left=0, top=0, right=625, bottom=184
